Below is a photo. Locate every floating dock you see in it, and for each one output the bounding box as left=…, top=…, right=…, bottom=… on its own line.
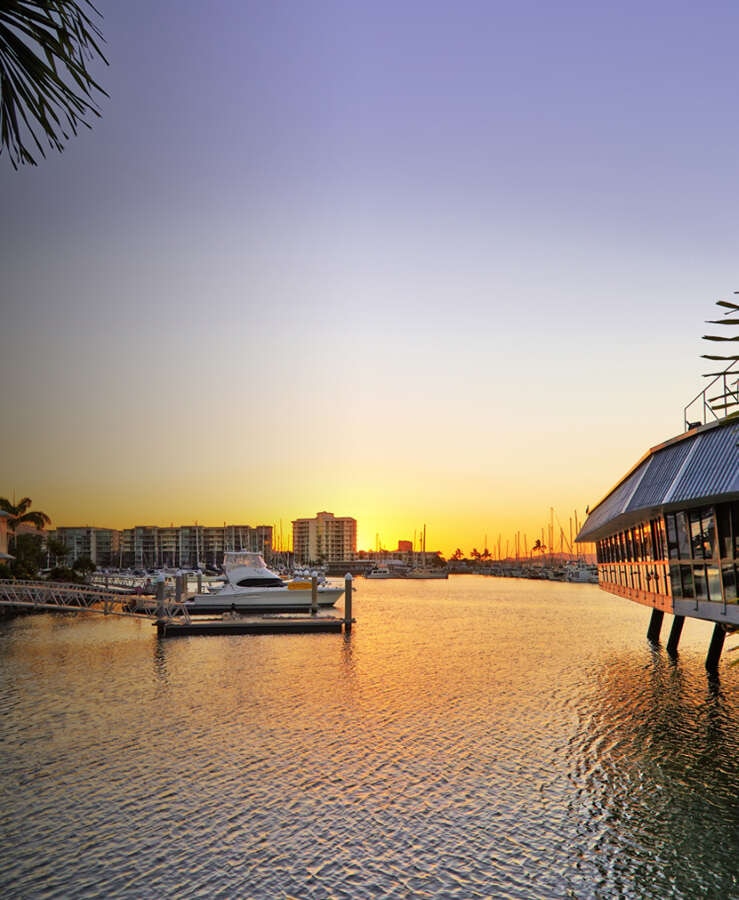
left=156, top=614, right=353, bottom=638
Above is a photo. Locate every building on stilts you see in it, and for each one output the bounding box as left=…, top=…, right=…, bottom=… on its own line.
left=576, top=297, right=739, bottom=672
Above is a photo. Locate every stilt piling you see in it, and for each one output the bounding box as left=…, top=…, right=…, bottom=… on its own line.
left=647, top=608, right=664, bottom=644
left=666, top=615, right=685, bottom=656
left=706, top=623, right=727, bottom=672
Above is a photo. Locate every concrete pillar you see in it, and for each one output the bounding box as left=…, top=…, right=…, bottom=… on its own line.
left=311, top=573, right=318, bottom=615
left=647, top=608, right=664, bottom=644
left=666, top=615, right=685, bottom=656
left=706, top=623, right=726, bottom=673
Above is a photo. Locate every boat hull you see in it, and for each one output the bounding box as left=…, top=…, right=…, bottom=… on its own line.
left=184, top=586, right=343, bottom=615
left=405, top=570, right=449, bottom=579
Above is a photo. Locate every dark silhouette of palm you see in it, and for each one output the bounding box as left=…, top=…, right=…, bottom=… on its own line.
left=0, top=1, right=107, bottom=167
left=0, top=496, right=51, bottom=534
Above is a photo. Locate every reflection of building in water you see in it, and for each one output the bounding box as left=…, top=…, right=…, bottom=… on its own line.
left=577, top=304, right=739, bottom=670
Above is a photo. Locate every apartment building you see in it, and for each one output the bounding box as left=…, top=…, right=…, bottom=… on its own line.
left=49, top=527, right=120, bottom=567
left=292, top=511, right=357, bottom=564
left=118, top=524, right=273, bottom=569
left=50, top=523, right=272, bottom=570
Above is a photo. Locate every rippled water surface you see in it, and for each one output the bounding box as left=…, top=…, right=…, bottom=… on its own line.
left=1, top=577, right=738, bottom=899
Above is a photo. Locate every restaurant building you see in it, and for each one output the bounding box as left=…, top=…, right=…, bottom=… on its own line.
left=577, top=351, right=738, bottom=671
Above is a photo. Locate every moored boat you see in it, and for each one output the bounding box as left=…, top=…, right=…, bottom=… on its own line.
left=405, top=567, right=449, bottom=579
left=563, top=560, right=598, bottom=583
left=364, top=565, right=397, bottom=579
left=184, top=551, right=343, bottom=613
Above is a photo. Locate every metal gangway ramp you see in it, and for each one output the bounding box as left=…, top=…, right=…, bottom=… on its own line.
left=0, top=580, right=190, bottom=623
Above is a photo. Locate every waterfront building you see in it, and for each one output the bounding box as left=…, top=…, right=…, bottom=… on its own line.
left=0, top=511, right=11, bottom=561
left=49, top=527, right=120, bottom=567
left=577, top=305, right=738, bottom=669
left=117, top=523, right=273, bottom=570
left=292, top=511, right=357, bottom=565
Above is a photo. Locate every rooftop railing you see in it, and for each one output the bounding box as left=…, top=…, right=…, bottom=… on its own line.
left=683, top=297, right=739, bottom=430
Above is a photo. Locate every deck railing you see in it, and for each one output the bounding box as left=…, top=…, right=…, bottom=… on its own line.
left=683, top=359, right=739, bottom=430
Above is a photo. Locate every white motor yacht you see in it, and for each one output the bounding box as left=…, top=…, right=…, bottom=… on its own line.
left=184, top=552, right=344, bottom=613
left=364, top=565, right=396, bottom=579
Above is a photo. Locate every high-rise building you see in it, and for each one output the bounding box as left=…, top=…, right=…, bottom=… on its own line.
left=292, top=511, right=357, bottom=564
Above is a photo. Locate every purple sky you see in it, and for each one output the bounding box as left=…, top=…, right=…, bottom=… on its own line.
left=2, top=0, right=739, bottom=550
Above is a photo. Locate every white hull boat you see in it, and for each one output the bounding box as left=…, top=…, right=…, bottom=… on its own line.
left=405, top=568, right=449, bottom=579
left=184, top=552, right=343, bottom=614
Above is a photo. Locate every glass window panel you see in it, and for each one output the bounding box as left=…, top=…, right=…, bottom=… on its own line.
left=707, top=566, right=722, bottom=603
left=680, top=564, right=695, bottom=599
left=666, top=514, right=679, bottom=560
left=717, top=504, right=732, bottom=560
left=652, top=518, right=666, bottom=560
left=690, top=512, right=704, bottom=559
left=693, top=564, right=708, bottom=599
left=703, top=511, right=716, bottom=560
left=670, top=564, right=682, bottom=599
left=676, top=512, right=691, bottom=560
left=644, top=523, right=654, bottom=561
left=721, top=563, right=736, bottom=602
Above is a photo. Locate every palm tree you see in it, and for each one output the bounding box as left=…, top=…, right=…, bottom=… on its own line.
left=45, top=536, right=69, bottom=567
left=0, top=1, right=107, bottom=168
left=0, top=497, right=51, bottom=550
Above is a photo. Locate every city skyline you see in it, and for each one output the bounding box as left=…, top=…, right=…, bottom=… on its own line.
left=19, top=503, right=599, bottom=561
left=3, top=2, right=738, bottom=559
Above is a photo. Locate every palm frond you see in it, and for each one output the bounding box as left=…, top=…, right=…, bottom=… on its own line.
left=0, top=0, right=107, bottom=168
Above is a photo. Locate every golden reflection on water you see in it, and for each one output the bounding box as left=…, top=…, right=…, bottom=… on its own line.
left=1, top=577, right=737, bottom=899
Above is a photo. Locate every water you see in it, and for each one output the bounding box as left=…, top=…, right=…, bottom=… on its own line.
left=0, top=577, right=737, bottom=899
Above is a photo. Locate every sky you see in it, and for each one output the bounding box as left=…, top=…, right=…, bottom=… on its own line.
left=2, top=0, right=739, bottom=557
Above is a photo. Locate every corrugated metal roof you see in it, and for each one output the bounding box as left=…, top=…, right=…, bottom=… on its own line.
left=577, top=418, right=739, bottom=542
left=629, top=439, right=694, bottom=508
left=575, top=461, right=649, bottom=539
left=668, top=423, right=739, bottom=503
